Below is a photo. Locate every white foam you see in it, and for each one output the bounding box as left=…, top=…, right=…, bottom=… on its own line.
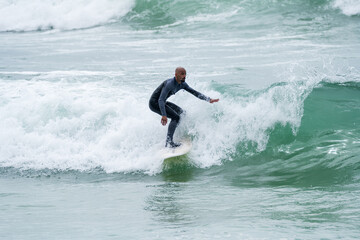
left=0, top=0, right=135, bottom=31
left=333, top=0, right=360, bottom=16
left=0, top=66, right=326, bottom=174
left=0, top=76, right=164, bottom=174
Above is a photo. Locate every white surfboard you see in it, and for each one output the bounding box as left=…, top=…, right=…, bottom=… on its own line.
left=160, top=140, right=192, bottom=160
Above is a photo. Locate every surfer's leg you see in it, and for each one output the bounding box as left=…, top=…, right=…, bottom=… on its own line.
left=149, top=100, right=183, bottom=118
left=149, top=100, right=183, bottom=147
left=149, top=99, right=161, bottom=114
left=166, top=102, right=183, bottom=116
left=165, top=102, right=183, bottom=147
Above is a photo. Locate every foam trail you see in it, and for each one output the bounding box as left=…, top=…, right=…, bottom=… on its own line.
left=0, top=0, right=135, bottom=31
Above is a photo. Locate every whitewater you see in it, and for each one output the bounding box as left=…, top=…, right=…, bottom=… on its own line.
left=1, top=0, right=360, bottom=239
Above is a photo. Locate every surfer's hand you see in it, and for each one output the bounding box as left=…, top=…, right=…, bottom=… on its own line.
left=161, top=116, right=167, bottom=126
left=210, top=98, right=219, bottom=103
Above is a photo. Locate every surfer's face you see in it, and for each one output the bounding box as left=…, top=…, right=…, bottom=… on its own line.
left=176, top=69, right=186, bottom=83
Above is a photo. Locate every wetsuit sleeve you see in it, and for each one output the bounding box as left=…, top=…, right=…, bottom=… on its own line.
left=158, top=81, right=171, bottom=116
left=184, top=83, right=210, bottom=102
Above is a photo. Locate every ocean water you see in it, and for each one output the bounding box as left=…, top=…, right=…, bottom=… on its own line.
left=1, top=0, right=360, bottom=239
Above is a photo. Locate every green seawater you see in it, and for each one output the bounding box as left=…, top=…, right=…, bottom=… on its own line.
left=1, top=0, right=360, bottom=239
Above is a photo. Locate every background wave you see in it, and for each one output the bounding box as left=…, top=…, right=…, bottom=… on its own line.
left=0, top=0, right=135, bottom=31
left=1, top=0, right=359, bottom=32
left=124, top=0, right=360, bottom=29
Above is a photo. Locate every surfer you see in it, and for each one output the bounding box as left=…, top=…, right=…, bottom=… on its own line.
left=149, top=67, right=219, bottom=148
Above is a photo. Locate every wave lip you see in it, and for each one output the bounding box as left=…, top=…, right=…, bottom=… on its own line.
left=333, top=0, right=360, bottom=16
left=0, top=0, right=135, bottom=32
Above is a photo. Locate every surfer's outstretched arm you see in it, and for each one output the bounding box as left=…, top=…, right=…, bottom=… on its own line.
left=183, top=83, right=210, bottom=101
left=183, top=83, right=219, bottom=104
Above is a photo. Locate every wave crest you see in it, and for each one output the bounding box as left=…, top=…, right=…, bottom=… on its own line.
left=333, top=0, right=360, bottom=16
left=0, top=0, right=135, bottom=32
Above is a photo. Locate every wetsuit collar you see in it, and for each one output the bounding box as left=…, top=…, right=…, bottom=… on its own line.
left=174, top=76, right=182, bottom=85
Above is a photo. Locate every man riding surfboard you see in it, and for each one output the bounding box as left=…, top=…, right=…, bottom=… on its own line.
left=149, top=67, right=219, bottom=148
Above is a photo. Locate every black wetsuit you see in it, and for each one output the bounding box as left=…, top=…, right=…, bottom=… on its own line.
left=149, top=77, right=210, bottom=146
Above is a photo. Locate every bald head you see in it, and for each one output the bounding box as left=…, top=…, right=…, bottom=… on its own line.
left=175, top=67, right=186, bottom=74
left=175, top=67, right=186, bottom=83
